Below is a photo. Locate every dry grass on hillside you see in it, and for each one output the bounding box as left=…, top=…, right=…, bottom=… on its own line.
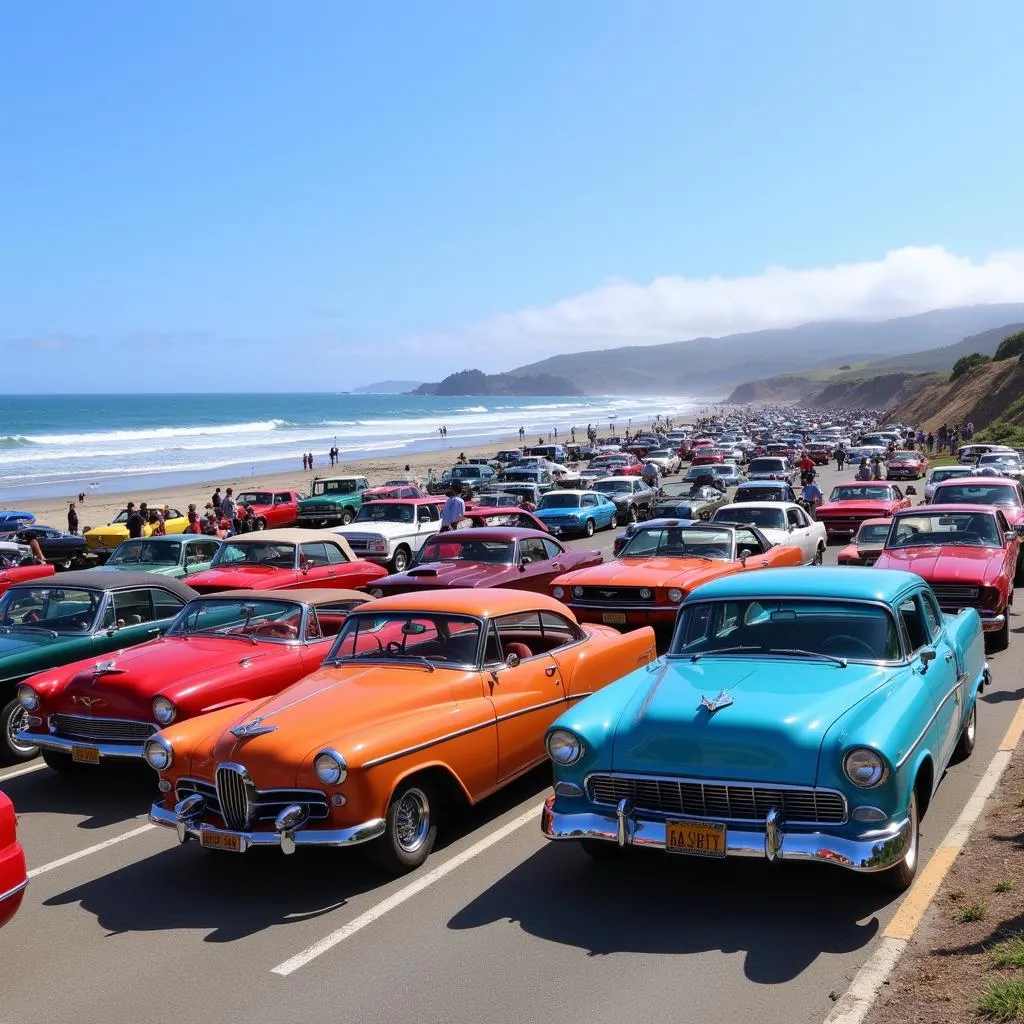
left=896, top=359, right=1024, bottom=431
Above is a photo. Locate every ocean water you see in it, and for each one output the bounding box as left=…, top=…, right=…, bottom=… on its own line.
left=0, top=393, right=708, bottom=500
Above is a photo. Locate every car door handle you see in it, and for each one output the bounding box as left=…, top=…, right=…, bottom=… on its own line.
left=551, top=562, right=561, bottom=569
left=146, top=628, right=160, bottom=634
left=545, top=666, right=557, bottom=676
left=945, top=651, right=954, bottom=662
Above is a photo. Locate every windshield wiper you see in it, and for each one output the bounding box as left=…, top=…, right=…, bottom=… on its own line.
left=8, top=625, right=59, bottom=638
left=770, top=647, right=848, bottom=667
left=336, top=651, right=436, bottom=671
left=685, top=645, right=762, bottom=661
left=187, top=629, right=257, bottom=645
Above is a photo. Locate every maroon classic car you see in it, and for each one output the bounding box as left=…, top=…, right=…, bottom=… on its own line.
left=464, top=507, right=549, bottom=531
left=184, top=529, right=387, bottom=594
left=874, top=505, right=1018, bottom=651
left=15, top=589, right=370, bottom=770
left=0, top=791, right=26, bottom=929
left=367, top=528, right=602, bottom=597
left=817, top=482, right=911, bottom=541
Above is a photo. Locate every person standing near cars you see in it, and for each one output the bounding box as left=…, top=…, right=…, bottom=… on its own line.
left=220, top=487, right=238, bottom=532
left=439, top=484, right=465, bottom=532
left=800, top=476, right=823, bottom=518
left=835, top=444, right=846, bottom=471
left=67, top=502, right=78, bottom=535
left=126, top=502, right=144, bottom=539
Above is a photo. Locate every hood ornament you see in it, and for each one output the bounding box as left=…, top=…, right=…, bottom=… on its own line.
left=230, top=716, right=277, bottom=739
left=72, top=695, right=107, bottom=708
left=92, top=660, right=124, bottom=677
left=699, top=689, right=734, bottom=713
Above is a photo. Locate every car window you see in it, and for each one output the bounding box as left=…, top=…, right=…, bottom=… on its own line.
left=192, top=540, right=220, bottom=563
left=519, top=539, right=548, bottom=563
left=539, top=610, right=584, bottom=648
left=113, top=588, right=156, bottom=625
left=541, top=539, right=563, bottom=559
left=734, top=528, right=765, bottom=554
left=325, top=542, right=349, bottom=565
left=919, top=592, right=943, bottom=641
left=300, top=542, right=332, bottom=568
left=493, top=611, right=542, bottom=660
left=582, top=494, right=597, bottom=507
left=274, top=492, right=293, bottom=504
left=899, top=598, right=928, bottom=652
left=785, top=508, right=802, bottom=528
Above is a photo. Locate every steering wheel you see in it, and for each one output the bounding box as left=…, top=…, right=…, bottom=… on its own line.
left=821, top=635, right=875, bottom=658
left=385, top=640, right=405, bottom=656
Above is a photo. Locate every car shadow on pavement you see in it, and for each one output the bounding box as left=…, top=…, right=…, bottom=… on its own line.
left=449, top=843, right=893, bottom=984
left=2, top=763, right=158, bottom=829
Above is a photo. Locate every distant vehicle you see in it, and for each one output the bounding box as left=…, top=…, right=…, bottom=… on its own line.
left=923, top=465, right=974, bottom=502
left=533, top=490, right=618, bottom=538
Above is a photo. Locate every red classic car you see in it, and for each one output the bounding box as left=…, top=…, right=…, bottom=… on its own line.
left=184, top=529, right=387, bottom=594
left=0, top=558, right=54, bottom=596
left=817, top=482, right=911, bottom=541
left=16, top=589, right=370, bottom=770
left=837, top=518, right=892, bottom=566
left=873, top=505, right=1018, bottom=650
left=884, top=450, right=929, bottom=481
left=368, top=528, right=602, bottom=597
left=233, top=490, right=303, bottom=529
left=691, top=447, right=725, bottom=466
left=464, top=508, right=549, bottom=531
left=362, top=484, right=427, bottom=502
left=612, top=459, right=645, bottom=476
left=0, top=791, right=26, bottom=929
left=930, top=477, right=1024, bottom=531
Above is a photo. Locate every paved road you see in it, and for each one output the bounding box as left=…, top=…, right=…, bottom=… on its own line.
left=3, top=461, right=1019, bottom=1024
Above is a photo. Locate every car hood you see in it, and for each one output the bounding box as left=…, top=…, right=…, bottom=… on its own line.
left=610, top=658, right=891, bottom=784
left=336, top=522, right=417, bottom=538
left=564, top=557, right=733, bottom=588
left=874, top=545, right=1006, bottom=582
left=386, top=561, right=510, bottom=587
left=93, top=562, right=182, bottom=576
left=186, top=566, right=294, bottom=589
left=818, top=500, right=893, bottom=515
left=534, top=507, right=584, bottom=520
left=0, top=630, right=62, bottom=660
left=51, top=637, right=287, bottom=717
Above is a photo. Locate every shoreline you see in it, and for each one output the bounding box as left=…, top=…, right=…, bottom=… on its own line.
left=5, top=416, right=695, bottom=531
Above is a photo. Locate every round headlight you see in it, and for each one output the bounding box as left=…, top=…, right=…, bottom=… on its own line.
left=552, top=586, right=565, bottom=599
left=546, top=729, right=583, bottom=766
left=844, top=748, right=887, bottom=788
left=143, top=736, right=173, bottom=772
left=313, top=749, right=347, bottom=786
left=639, top=588, right=652, bottom=600
left=370, top=588, right=384, bottom=599
left=571, top=586, right=584, bottom=598
left=667, top=588, right=684, bottom=603
left=16, top=685, right=39, bottom=711
left=152, top=696, right=177, bottom=725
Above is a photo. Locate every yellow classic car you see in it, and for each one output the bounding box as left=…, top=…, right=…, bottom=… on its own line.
left=84, top=506, right=189, bottom=555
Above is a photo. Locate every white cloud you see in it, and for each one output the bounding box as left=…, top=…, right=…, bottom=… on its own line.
left=400, top=246, right=1024, bottom=369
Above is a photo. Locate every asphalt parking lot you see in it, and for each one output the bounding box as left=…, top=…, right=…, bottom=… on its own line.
left=3, top=459, right=1019, bottom=1024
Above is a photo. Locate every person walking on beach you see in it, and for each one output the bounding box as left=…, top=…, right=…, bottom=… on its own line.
left=126, top=502, right=144, bottom=539
left=212, top=487, right=222, bottom=511
left=67, top=502, right=78, bottom=535
left=220, top=487, right=238, bottom=532
left=439, top=484, right=465, bottom=533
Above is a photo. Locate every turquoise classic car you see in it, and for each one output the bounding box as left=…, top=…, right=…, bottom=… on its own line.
left=541, top=567, right=989, bottom=890
left=90, top=535, right=222, bottom=578
left=533, top=490, right=619, bottom=537
left=0, top=571, right=197, bottom=763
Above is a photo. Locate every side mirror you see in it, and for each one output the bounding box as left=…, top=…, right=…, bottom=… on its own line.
left=300, top=559, right=310, bottom=574
left=906, top=486, right=917, bottom=495
left=505, top=652, right=520, bottom=668
left=1005, top=531, right=1017, bottom=544
left=919, top=647, right=937, bottom=671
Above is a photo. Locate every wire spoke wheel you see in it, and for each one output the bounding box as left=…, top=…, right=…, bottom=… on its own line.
left=395, top=787, right=431, bottom=853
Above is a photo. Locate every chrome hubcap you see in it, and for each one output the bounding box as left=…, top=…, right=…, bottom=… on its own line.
left=394, top=788, right=430, bottom=853
left=6, top=705, right=33, bottom=755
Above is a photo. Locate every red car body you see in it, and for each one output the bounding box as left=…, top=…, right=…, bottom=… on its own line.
left=930, top=477, right=1024, bottom=530
left=0, top=791, right=26, bottom=929
left=464, top=508, right=549, bottom=532
left=0, top=562, right=55, bottom=596
left=817, top=482, right=911, bottom=540
left=185, top=529, right=387, bottom=594
left=884, top=450, right=929, bottom=481
left=233, top=490, right=302, bottom=529
left=368, top=528, right=602, bottom=597
left=362, top=484, right=427, bottom=502
left=612, top=461, right=644, bottom=476
left=837, top=517, right=892, bottom=566
left=18, top=589, right=370, bottom=765
left=873, top=504, right=1018, bottom=648
left=691, top=447, right=725, bottom=466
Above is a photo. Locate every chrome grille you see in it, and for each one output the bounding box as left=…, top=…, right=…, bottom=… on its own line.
left=216, top=764, right=254, bottom=830
left=576, top=587, right=654, bottom=604
left=179, top=776, right=328, bottom=828
left=587, top=773, right=847, bottom=825
left=50, top=714, right=156, bottom=743
left=931, top=584, right=981, bottom=607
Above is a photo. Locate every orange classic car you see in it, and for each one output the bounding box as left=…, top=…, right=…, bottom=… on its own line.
left=549, top=519, right=804, bottom=627
left=147, top=589, right=656, bottom=874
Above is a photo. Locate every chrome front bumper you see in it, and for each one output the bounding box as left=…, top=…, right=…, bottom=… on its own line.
left=541, top=795, right=912, bottom=872
left=980, top=614, right=1005, bottom=632
left=149, top=800, right=386, bottom=853
left=16, top=731, right=145, bottom=760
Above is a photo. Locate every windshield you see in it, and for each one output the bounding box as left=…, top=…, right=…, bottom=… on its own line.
left=594, top=481, right=631, bottom=494
left=888, top=511, right=1002, bottom=548
left=978, top=455, right=1021, bottom=467
left=748, top=459, right=786, bottom=471
left=0, top=587, right=102, bottom=633
left=354, top=504, right=415, bottom=524
left=935, top=483, right=1020, bottom=507
left=620, top=526, right=733, bottom=559
left=713, top=507, right=785, bottom=530
left=236, top=492, right=272, bottom=505
left=169, top=598, right=304, bottom=641
left=108, top=540, right=182, bottom=566
left=112, top=510, right=130, bottom=524
left=329, top=612, right=482, bottom=667
left=736, top=487, right=787, bottom=501
left=539, top=494, right=581, bottom=509
left=890, top=451, right=917, bottom=461
left=211, top=541, right=297, bottom=567
left=418, top=538, right=515, bottom=564
left=931, top=468, right=972, bottom=482
left=313, top=480, right=356, bottom=496
left=672, top=598, right=900, bottom=662
left=452, top=467, right=481, bottom=478
left=856, top=523, right=891, bottom=544
left=648, top=450, right=671, bottom=458
left=828, top=485, right=893, bottom=501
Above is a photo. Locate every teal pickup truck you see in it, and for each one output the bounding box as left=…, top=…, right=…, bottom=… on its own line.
left=296, top=476, right=370, bottom=528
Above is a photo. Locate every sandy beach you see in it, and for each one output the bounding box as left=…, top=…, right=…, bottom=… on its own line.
left=8, top=419, right=679, bottom=531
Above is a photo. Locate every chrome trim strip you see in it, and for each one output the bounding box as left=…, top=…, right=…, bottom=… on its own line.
left=895, top=666, right=977, bottom=769
left=0, top=877, right=28, bottom=904
left=494, top=696, right=566, bottom=724
left=16, top=731, right=146, bottom=759
left=567, top=690, right=594, bottom=702
left=361, top=719, right=494, bottom=769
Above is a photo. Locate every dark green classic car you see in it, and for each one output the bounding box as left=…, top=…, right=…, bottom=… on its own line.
left=0, top=571, right=196, bottom=763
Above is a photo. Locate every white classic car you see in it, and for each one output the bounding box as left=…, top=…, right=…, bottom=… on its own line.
left=331, top=498, right=445, bottom=573
left=709, top=501, right=827, bottom=564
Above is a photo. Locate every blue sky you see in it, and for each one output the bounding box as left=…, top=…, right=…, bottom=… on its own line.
left=3, top=1, right=1024, bottom=391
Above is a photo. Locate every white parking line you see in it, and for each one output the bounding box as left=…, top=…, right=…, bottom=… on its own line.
left=28, top=823, right=155, bottom=879
left=271, top=802, right=544, bottom=976
left=0, top=763, right=46, bottom=783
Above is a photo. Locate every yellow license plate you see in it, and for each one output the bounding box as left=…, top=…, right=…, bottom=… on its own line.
left=602, top=612, right=627, bottom=625
left=71, top=745, right=100, bottom=764
left=200, top=830, right=244, bottom=853
left=666, top=819, right=727, bottom=858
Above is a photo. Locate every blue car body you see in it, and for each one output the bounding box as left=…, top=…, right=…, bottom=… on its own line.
left=533, top=491, right=618, bottom=536
left=541, top=566, right=989, bottom=887
left=0, top=511, right=35, bottom=529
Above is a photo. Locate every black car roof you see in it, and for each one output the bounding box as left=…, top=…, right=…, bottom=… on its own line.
left=8, top=570, right=198, bottom=599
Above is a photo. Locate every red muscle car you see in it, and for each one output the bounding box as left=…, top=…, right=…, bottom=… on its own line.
left=817, top=482, right=911, bottom=541
left=464, top=508, right=549, bottom=531
left=16, top=589, right=370, bottom=769
left=884, top=450, right=929, bottom=481
left=691, top=447, right=725, bottom=466
left=233, top=490, right=303, bottom=529
left=837, top=518, right=892, bottom=566
left=873, top=505, right=1018, bottom=650
left=930, top=477, right=1024, bottom=531
left=368, top=528, right=602, bottom=598
left=185, top=529, right=387, bottom=594
left=0, top=791, right=26, bottom=929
